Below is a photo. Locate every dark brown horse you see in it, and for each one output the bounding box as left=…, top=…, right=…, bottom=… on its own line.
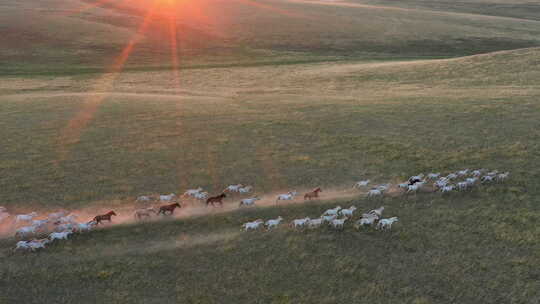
left=90, top=211, right=116, bottom=225
left=304, top=187, right=322, bottom=200
left=157, top=203, right=181, bottom=215
left=206, top=193, right=226, bottom=207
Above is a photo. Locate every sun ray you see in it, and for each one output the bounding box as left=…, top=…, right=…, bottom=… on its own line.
left=166, top=9, right=185, bottom=192
left=56, top=3, right=158, bottom=164
left=168, top=10, right=181, bottom=88
left=180, top=0, right=215, bottom=32
left=56, top=0, right=309, bottom=164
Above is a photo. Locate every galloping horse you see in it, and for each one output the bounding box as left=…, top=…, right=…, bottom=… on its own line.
left=157, top=203, right=181, bottom=215
left=304, top=187, right=322, bottom=200
left=206, top=193, right=226, bottom=207
left=90, top=211, right=117, bottom=225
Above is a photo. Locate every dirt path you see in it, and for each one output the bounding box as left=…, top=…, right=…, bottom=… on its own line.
left=0, top=186, right=372, bottom=238
left=0, top=180, right=443, bottom=239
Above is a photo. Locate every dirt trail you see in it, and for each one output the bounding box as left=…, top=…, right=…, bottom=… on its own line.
left=0, top=186, right=369, bottom=239
left=0, top=180, right=441, bottom=240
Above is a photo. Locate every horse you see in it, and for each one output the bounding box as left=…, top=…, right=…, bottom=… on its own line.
left=206, top=193, right=226, bottom=207
left=157, top=203, right=181, bottom=215
left=304, top=187, right=322, bottom=200
left=90, top=211, right=116, bottom=225
left=408, top=178, right=422, bottom=186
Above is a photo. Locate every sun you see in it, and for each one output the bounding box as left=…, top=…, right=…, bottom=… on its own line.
left=157, top=0, right=181, bottom=5
left=56, top=0, right=304, bottom=162
left=154, top=0, right=181, bottom=9
left=140, top=0, right=194, bottom=12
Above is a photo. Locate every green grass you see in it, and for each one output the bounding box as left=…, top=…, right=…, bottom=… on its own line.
left=1, top=48, right=540, bottom=207
left=1, top=187, right=538, bottom=303
left=1, top=47, right=539, bottom=303
left=356, top=0, right=540, bottom=21
left=1, top=0, right=540, bottom=302
left=3, top=0, right=540, bottom=75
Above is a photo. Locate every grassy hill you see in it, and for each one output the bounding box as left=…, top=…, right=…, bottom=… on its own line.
left=1, top=0, right=539, bottom=303
left=3, top=0, right=540, bottom=75
left=1, top=47, right=539, bottom=207
left=1, top=46, right=539, bottom=303
left=355, top=0, right=540, bottom=21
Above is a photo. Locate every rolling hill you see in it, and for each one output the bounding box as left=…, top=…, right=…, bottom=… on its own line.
left=3, top=0, right=540, bottom=75
left=1, top=47, right=539, bottom=207
left=0, top=0, right=539, bottom=303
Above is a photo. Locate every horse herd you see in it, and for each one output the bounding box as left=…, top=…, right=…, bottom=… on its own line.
left=241, top=205, right=398, bottom=232
left=1, top=168, right=509, bottom=252
left=136, top=186, right=323, bottom=207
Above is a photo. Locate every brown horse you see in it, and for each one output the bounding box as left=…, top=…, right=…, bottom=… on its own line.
left=90, top=211, right=117, bottom=225
left=206, top=193, right=226, bottom=207
left=157, top=203, right=181, bottom=215
left=304, top=187, right=322, bottom=200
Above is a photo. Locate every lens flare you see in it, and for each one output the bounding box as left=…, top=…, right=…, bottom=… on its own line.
left=56, top=0, right=306, bottom=163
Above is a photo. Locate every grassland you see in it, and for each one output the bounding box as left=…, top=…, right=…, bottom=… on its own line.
left=1, top=0, right=539, bottom=303
left=1, top=187, right=539, bottom=303
left=1, top=48, right=540, bottom=207
left=3, top=0, right=540, bottom=76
